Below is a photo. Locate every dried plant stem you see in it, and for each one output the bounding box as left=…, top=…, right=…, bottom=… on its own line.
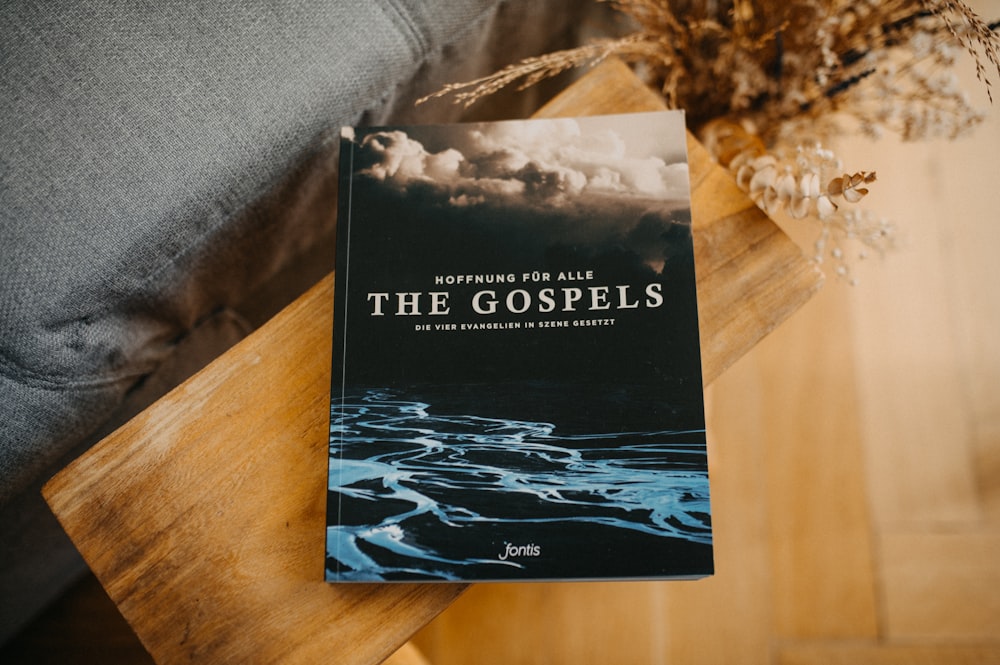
left=922, top=0, right=1000, bottom=100
left=417, top=37, right=644, bottom=108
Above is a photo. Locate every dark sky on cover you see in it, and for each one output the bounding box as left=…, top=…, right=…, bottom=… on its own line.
left=333, top=112, right=703, bottom=415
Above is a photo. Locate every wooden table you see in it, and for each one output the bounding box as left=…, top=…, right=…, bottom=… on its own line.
left=43, top=59, right=822, bottom=665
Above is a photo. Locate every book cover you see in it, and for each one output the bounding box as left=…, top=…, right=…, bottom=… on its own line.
left=326, top=111, right=713, bottom=582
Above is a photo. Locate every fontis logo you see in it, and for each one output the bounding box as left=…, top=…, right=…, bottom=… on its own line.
left=499, top=542, right=541, bottom=560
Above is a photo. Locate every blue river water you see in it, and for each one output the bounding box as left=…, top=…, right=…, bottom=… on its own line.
left=327, top=388, right=712, bottom=581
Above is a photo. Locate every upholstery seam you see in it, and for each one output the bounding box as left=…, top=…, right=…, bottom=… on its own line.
left=376, top=0, right=429, bottom=60
left=0, top=351, right=149, bottom=391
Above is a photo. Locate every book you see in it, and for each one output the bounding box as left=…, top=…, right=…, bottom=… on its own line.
left=326, top=110, right=713, bottom=582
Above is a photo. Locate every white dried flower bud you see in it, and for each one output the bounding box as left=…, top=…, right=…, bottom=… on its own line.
left=749, top=163, right=777, bottom=194
left=789, top=195, right=811, bottom=219
left=762, top=186, right=781, bottom=212
left=816, top=195, right=837, bottom=219
left=800, top=172, right=821, bottom=198
left=775, top=172, right=797, bottom=198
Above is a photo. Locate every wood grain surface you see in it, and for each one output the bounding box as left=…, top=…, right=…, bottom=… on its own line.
left=43, top=59, right=821, bottom=664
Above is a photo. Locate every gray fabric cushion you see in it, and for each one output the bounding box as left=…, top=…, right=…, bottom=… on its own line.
left=0, top=0, right=576, bottom=505
left=0, top=0, right=587, bottom=642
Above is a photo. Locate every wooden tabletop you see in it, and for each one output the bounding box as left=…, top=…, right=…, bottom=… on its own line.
left=44, top=59, right=822, bottom=665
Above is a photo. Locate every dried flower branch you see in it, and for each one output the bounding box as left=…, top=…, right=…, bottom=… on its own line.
left=701, top=118, right=894, bottom=283
left=422, top=0, right=1000, bottom=281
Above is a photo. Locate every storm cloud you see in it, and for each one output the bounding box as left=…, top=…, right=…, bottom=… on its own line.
left=346, top=115, right=691, bottom=211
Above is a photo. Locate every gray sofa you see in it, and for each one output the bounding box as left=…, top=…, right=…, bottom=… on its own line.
left=0, top=0, right=588, bottom=642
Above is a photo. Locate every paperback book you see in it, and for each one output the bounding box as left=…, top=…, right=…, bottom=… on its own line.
left=326, top=110, right=713, bottom=582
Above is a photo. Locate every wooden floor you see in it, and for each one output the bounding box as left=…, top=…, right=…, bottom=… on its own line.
left=4, top=5, right=1000, bottom=662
